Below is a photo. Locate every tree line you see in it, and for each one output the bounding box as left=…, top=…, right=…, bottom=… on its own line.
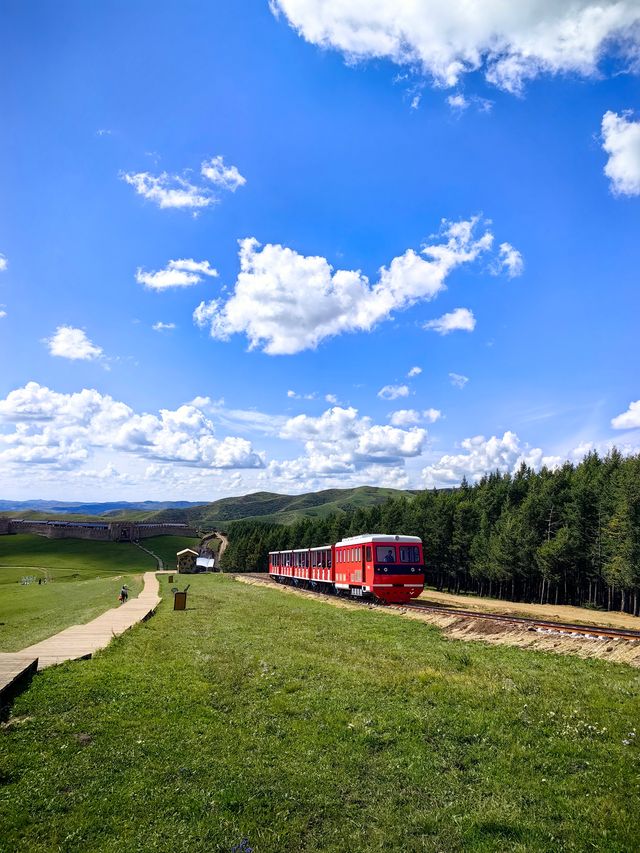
left=219, top=450, right=640, bottom=615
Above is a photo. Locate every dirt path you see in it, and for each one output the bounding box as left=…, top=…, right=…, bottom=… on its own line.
left=419, top=588, right=640, bottom=631
left=0, top=572, right=163, bottom=699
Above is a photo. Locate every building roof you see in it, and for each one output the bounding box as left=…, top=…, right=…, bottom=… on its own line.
left=176, top=548, right=199, bottom=556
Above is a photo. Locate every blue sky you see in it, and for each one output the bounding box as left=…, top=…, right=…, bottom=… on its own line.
left=0, top=0, right=639, bottom=500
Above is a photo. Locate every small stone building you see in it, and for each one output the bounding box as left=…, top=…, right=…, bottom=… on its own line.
left=176, top=548, right=199, bottom=573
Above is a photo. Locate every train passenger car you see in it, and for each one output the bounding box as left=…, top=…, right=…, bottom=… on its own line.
left=269, top=533, right=424, bottom=604
left=334, top=534, right=424, bottom=604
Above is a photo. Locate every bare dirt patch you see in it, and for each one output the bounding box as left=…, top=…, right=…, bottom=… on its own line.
left=419, top=588, right=640, bottom=631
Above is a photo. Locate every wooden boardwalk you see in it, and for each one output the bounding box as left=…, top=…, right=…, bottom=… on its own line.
left=0, top=572, right=162, bottom=701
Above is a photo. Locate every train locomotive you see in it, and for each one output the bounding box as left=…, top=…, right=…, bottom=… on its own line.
left=269, top=533, right=425, bottom=605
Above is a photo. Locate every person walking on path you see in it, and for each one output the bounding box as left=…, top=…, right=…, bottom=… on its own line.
left=119, top=584, right=129, bottom=604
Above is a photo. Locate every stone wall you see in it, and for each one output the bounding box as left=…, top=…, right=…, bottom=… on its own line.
left=2, top=519, right=197, bottom=541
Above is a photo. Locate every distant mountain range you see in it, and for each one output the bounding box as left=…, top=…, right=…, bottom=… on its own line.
left=0, top=499, right=202, bottom=516
left=0, top=487, right=417, bottom=527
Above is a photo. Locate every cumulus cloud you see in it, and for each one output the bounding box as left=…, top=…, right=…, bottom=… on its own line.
left=121, top=171, right=214, bottom=210
left=0, top=307, right=6, bottom=319
left=0, top=382, right=264, bottom=471
left=276, top=405, right=427, bottom=478
left=407, top=366, right=422, bottom=377
left=449, top=372, right=469, bottom=389
left=390, top=407, right=442, bottom=426
left=152, top=321, right=176, bottom=331
left=194, top=218, right=497, bottom=354
left=389, top=409, right=421, bottom=426
left=423, top=431, right=561, bottom=487
left=424, top=307, right=476, bottom=334
left=272, top=1, right=640, bottom=93
left=601, top=110, right=640, bottom=196
left=447, top=93, right=469, bottom=110
left=122, top=155, right=245, bottom=211
left=611, top=399, right=640, bottom=429
left=0, top=254, right=7, bottom=271
left=496, top=242, right=524, bottom=277
left=325, top=393, right=339, bottom=404
left=378, top=384, right=410, bottom=400
left=45, top=326, right=104, bottom=361
left=201, top=155, right=246, bottom=191
left=136, top=259, right=218, bottom=290
left=424, top=408, right=442, bottom=423
left=287, top=389, right=317, bottom=400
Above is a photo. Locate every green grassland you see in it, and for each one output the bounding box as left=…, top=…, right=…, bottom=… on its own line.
left=0, top=535, right=155, bottom=582
left=143, top=535, right=203, bottom=568
left=0, top=573, right=144, bottom=652
left=1, top=575, right=638, bottom=852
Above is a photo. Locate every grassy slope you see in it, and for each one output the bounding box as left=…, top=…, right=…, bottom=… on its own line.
left=142, top=535, right=202, bottom=568
left=0, top=574, right=144, bottom=652
left=1, top=575, right=638, bottom=852
left=145, top=485, right=416, bottom=528
left=0, top=535, right=155, bottom=583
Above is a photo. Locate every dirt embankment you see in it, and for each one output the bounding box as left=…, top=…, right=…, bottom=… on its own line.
left=419, top=588, right=640, bottom=631
left=236, top=576, right=640, bottom=668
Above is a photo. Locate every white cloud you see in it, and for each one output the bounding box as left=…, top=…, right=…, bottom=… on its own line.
left=449, top=372, right=469, bottom=388
left=423, top=408, right=442, bottom=423
left=152, top=321, right=176, bottom=331
left=423, top=431, right=560, bottom=487
left=0, top=382, right=264, bottom=471
left=447, top=93, right=468, bottom=110
left=45, top=326, right=104, bottom=361
left=272, top=1, right=640, bottom=93
left=424, top=307, right=476, bottom=334
left=287, top=390, right=317, bottom=400
left=390, top=407, right=442, bottom=426
left=136, top=258, right=218, bottom=290
left=611, top=400, right=640, bottom=429
left=407, top=366, right=422, bottom=377
left=378, top=384, right=410, bottom=400
left=0, top=307, right=6, bottom=319
left=201, top=156, right=246, bottom=191
left=276, top=405, right=427, bottom=478
left=325, top=393, right=338, bottom=404
left=496, top=242, right=524, bottom=277
left=121, top=171, right=214, bottom=210
left=0, top=254, right=7, bottom=272
left=122, top=155, right=245, bottom=211
left=601, top=110, right=640, bottom=196
left=389, top=409, right=421, bottom=426
left=194, top=218, right=497, bottom=354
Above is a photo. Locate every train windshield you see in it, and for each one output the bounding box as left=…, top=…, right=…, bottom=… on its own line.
left=399, top=546, right=420, bottom=563
left=376, top=546, right=396, bottom=563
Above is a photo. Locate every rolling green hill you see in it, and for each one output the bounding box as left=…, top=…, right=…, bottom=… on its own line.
left=0, top=486, right=420, bottom=530
left=139, top=486, right=417, bottom=529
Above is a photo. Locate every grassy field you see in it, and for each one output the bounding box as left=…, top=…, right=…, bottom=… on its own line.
left=143, top=535, right=202, bottom=569
left=1, top=575, right=638, bottom=852
left=0, top=535, right=155, bottom=583
left=0, top=573, right=144, bottom=652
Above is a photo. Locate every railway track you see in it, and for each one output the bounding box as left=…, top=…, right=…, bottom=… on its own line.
left=240, top=574, right=640, bottom=643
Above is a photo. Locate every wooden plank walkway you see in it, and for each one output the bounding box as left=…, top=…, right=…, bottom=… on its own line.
left=0, top=571, right=162, bottom=700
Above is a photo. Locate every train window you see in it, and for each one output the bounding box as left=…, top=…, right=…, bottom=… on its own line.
left=399, top=546, right=420, bottom=562
left=327, top=549, right=332, bottom=568
left=366, top=546, right=372, bottom=562
left=376, top=545, right=396, bottom=563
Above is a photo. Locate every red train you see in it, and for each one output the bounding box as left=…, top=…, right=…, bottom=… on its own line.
left=269, top=534, right=425, bottom=605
